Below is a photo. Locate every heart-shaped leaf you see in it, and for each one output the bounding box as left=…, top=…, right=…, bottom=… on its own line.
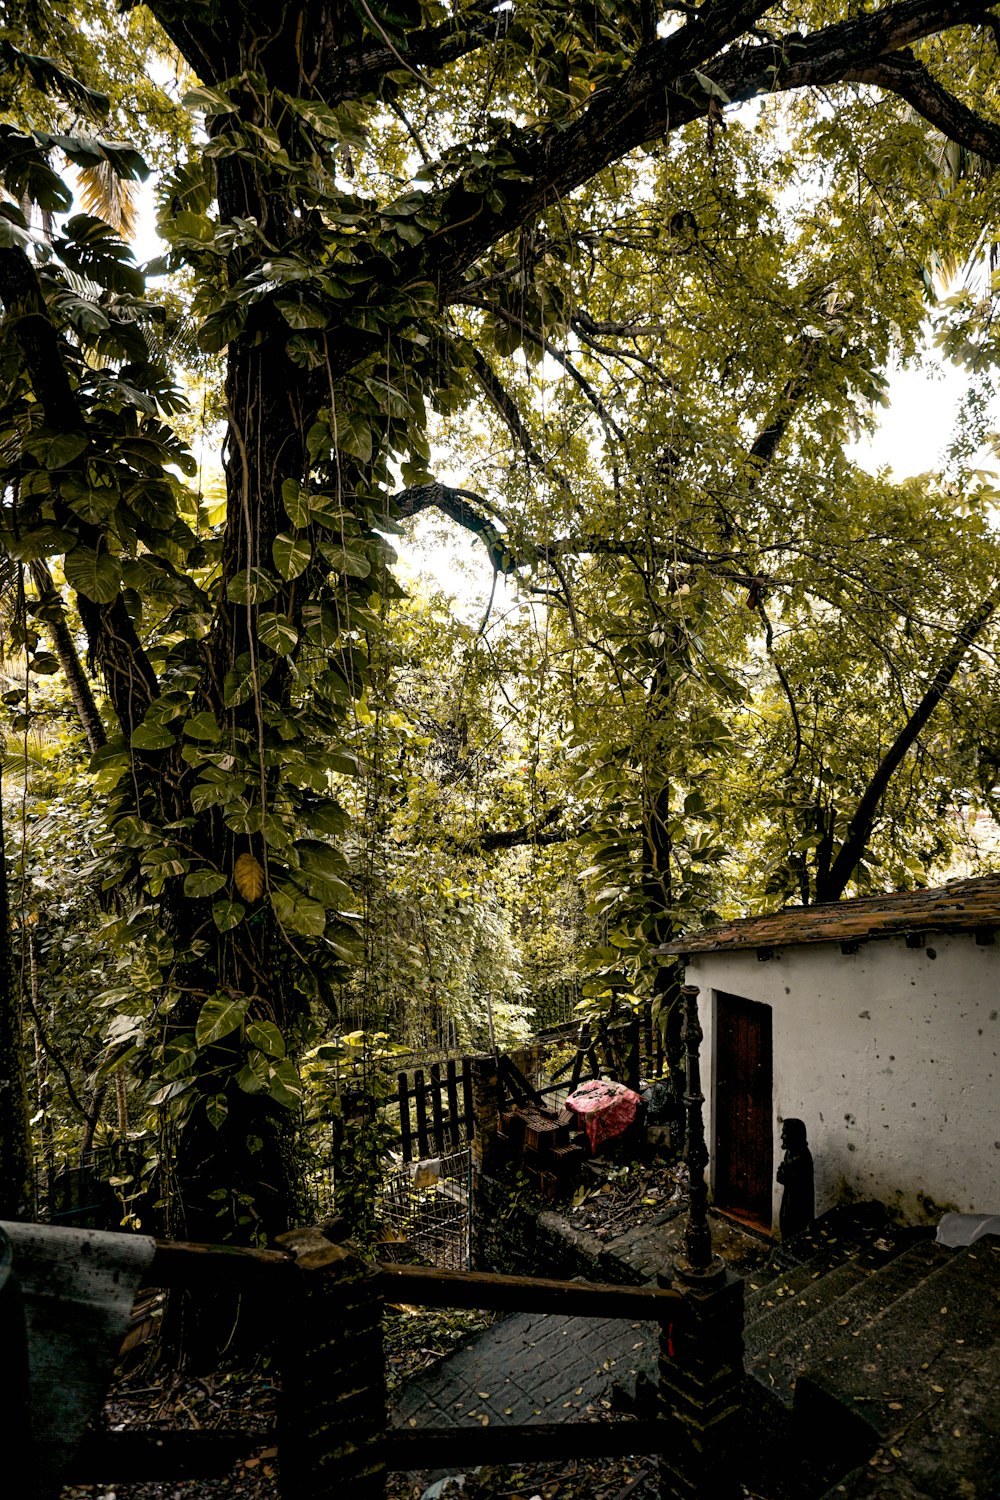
left=183, top=870, right=227, bottom=899
left=183, top=711, right=223, bottom=742
left=195, top=992, right=248, bottom=1048
left=223, top=655, right=257, bottom=708
left=234, top=852, right=265, bottom=902
left=247, top=1020, right=285, bottom=1058
left=272, top=532, right=311, bottom=580
left=258, top=611, right=298, bottom=655
left=131, top=722, right=177, bottom=751
left=227, top=566, right=278, bottom=605
left=212, top=898, right=246, bottom=931
left=64, top=544, right=122, bottom=603
left=281, top=478, right=311, bottom=528
left=266, top=1058, right=304, bottom=1107
left=205, top=1093, right=229, bottom=1129
left=271, top=885, right=325, bottom=937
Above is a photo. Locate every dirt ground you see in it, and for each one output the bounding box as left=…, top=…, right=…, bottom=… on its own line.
left=60, top=1359, right=661, bottom=1500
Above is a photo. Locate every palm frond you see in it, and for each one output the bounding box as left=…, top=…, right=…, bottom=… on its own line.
left=76, top=160, right=139, bottom=240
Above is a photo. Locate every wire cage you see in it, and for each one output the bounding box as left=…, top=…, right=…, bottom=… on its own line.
left=378, top=1147, right=472, bottom=1271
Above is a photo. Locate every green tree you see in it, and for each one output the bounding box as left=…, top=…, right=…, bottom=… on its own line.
left=0, top=0, right=998, bottom=1284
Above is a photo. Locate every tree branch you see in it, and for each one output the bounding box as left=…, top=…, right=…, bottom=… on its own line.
left=414, top=0, right=1000, bottom=307
left=745, top=334, right=824, bottom=471
left=817, top=587, right=1000, bottom=901
left=466, top=344, right=579, bottom=498
left=843, top=49, right=1000, bottom=158
left=393, top=480, right=773, bottom=590
left=468, top=347, right=550, bottom=474
left=444, top=804, right=589, bottom=853
left=316, top=1, right=513, bottom=103
left=457, top=299, right=627, bottom=445
left=394, top=481, right=519, bottom=572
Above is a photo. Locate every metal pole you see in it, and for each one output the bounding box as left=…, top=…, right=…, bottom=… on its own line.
left=676, top=983, right=725, bottom=1284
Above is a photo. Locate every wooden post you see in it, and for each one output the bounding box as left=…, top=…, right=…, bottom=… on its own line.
left=0, top=1226, right=28, bottom=1450
left=677, top=983, right=715, bottom=1276
left=468, top=1054, right=502, bottom=1270
left=568, top=1023, right=589, bottom=1091
left=657, top=983, right=745, bottom=1499
left=468, top=1055, right=501, bottom=1175
left=642, top=1001, right=654, bottom=1078
left=626, top=1012, right=641, bottom=1092
left=461, top=1058, right=474, bottom=1141
left=276, top=1228, right=386, bottom=1499
left=397, top=1073, right=412, bottom=1164
left=445, top=1060, right=461, bottom=1151
left=429, top=1062, right=445, bottom=1154
left=413, top=1068, right=430, bottom=1159
left=657, top=1268, right=745, bottom=1500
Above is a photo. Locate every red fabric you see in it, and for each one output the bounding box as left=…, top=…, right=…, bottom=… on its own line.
left=565, top=1078, right=641, bottom=1152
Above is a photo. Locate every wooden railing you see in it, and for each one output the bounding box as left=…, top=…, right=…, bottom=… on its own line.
left=377, top=1261, right=680, bottom=1469
left=46, top=1230, right=684, bottom=1494
left=67, top=1239, right=297, bottom=1482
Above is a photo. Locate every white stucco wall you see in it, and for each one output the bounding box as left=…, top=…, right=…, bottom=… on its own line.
left=685, top=933, right=1000, bottom=1230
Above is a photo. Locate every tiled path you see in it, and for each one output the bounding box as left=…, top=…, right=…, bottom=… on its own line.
left=391, top=1307, right=658, bottom=1432
left=389, top=1209, right=768, bottom=1464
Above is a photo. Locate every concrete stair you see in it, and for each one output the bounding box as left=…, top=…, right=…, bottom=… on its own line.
left=738, top=1208, right=1000, bottom=1499
left=747, top=1240, right=949, bottom=1405
left=799, top=1235, right=1000, bottom=1491
left=541, top=1195, right=1000, bottom=1497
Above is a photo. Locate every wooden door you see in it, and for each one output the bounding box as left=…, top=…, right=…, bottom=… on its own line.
left=714, top=992, right=773, bottom=1228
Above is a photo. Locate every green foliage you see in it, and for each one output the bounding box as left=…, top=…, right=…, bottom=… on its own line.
left=302, top=1030, right=404, bottom=1239
left=0, top=0, right=999, bottom=1255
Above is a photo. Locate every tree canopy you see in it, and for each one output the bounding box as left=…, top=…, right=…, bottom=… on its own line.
left=0, top=0, right=999, bottom=1274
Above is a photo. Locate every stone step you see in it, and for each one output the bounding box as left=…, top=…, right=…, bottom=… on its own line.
left=749, top=1241, right=952, bottom=1405
left=771, top=1200, right=891, bottom=1267
left=612, top=1209, right=923, bottom=1419
left=795, top=1238, right=1000, bottom=1474
left=819, top=1321, right=1000, bottom=1500
left=743, top=1204, right=894, bottom=1323
left=748, top=1201, right=895, bottom=1301
left=746, top=1247, right=876, bottom=1333
left=820, top=1463, right=935, bottom=1499
left=745, top=1256, right=829, bottom=1325
left=593, top=1203, right=771, bottom=1287
left=747, top=1257, right=873, bottom=1370
left=597, top=1207, right=686, bottom=1285
left=745, top=1220, right=920, bottom=1354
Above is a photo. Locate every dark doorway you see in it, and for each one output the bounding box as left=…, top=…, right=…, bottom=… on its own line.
left=714, top=992, right=773, bottom=1229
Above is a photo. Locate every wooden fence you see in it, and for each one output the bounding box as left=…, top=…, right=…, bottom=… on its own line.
left=390, top=1001, right=664, bottom=1162
left=45, top=1229, right=700, bottom=1495
left=392, top=1058, right=474, bottom=1162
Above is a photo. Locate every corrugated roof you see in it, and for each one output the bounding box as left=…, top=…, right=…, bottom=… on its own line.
left=657, top=874, right=1000, bottom=956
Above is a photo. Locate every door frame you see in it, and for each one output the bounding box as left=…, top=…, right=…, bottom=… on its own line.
left=711, top=990, right=774, bottom=1231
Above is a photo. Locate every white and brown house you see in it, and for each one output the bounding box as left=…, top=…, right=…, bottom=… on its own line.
left=661, top=874, right=1000, bottom=1234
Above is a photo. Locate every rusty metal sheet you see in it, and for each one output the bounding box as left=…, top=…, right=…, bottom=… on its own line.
left=1, top=1219, right=155, bottom=1498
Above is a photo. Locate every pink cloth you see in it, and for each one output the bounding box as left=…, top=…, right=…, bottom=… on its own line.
left=565, top=1078, right=641, bottom=1152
